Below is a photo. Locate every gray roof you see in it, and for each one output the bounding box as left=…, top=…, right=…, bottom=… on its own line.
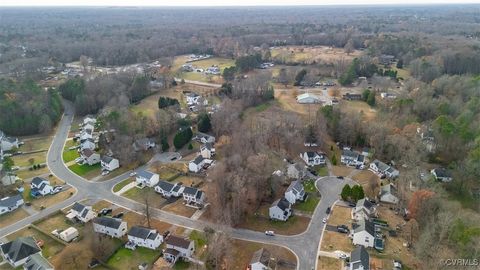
left=342, top=149, right=359, bottom=159
left=196, top=190, right=204, bottom=200
left=380, top=184, right=397, bottom=197
left=286, top=180, right=303, bottom=195
left=372, top=160, right=390, bottom=172
left=101, top=155, right=114, bottom=163
left=0, top=194, right=23, bottom=208
left=354, top=219, right=375, bottom=236
left=172, top=185, right=182, bottom=192
left=202, top=143, right=213, bottom=150
left=93, top=217, right=124, bottom=229
left=71, top=202, right=87, bottom=213
left=128, top=226, right=157, bottom=240
left=24, top=253, right=53, bottom=270
left=351, top=246, right=369, bottom=270
left=156, top=180, right=175, bottom=192
left=433, top=168, right=452, bottom=178
left=356, top=198, right=373, bottom=210
left=192, top=155, right=205, bottom=165
left=31, top=177, right=47, bottom=187
left=250, top=248, right=271, bottom=266
left=164, top=248, right=180, bottom=257
left=137, top=170, right=156, bottom=180
left=166, top=235, right=191, bottom=249
left=272, top=197, right=290, bottom=211
left=0, top=237, right=41, bottom=264
left=183, top=186, right=198, bottom=196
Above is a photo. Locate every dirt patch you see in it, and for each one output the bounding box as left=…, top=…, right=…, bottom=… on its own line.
left=327, top=205, right=352, bottom=227
left=331, top=166, right=354, bottom=177
left=352, top=170, right=380, bottom=198
left=340, top=100, right=377, bottom=121
left=321, top=231, right=353, bottom=253
left=0, top=208, right=30, bottom=228
left=317, top=256, right=342, bottom=270
left=161, top=199, right=197, bottom=218
left=271, top=45, right=362, bottom=65
left=229, top=239, right=297, bottom=270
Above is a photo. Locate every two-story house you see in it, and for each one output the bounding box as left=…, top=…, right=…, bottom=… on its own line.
left=155, top=181, right=184, bottom=198
left=353, top=198, right=376, bottom=221
left=0, top=237, right=41, bottom=268
left=182, top=186, right=205, bottom=206
left=164, top=235, right=195, bottom=263
left=66, top=202, right=97, bottom=223
left=284, top=180, right=306, bottom=205
left=341, top=149, right=365, bottom=167
left=80, top=149, right=100, bottom=165
left=352, top=219, right=376, bottom=248
left=101, top=156, right=119, bottom=172
left=200, top=143, right=215, bottom=159
left=93, top=217, right=127, bottom=238
left=135, top=170, right=160, bottom=188
left=30, top=177, right=53, bottom=197
left=300, top=152, right=326, bottom=166
left=127, top=226, right=163, bottom=250
left=0, top=195, right=24, bottom=216
left=350, top=246, right=370, bottom=270
left=269, top=197, right=292, bottom=221
left=369, top=160, right=399, bottom=178
left=188, top=156, right=206, bottom=173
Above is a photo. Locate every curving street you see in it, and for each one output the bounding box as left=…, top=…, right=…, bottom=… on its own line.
left=0, top=101, right=357, bottom=270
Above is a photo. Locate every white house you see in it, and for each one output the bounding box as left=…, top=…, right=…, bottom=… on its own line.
left=353, top=198, right=376, bottom=221
left=93, top=217, right=127, bottom=238
left=0, top=237, right=41, bottom=268
left=83, top=116, right=97, bottom=126
left=296, top=93, right=321, bottom=104
left=133, top=138, right=156, bottom=151
left=182, top=186, right=205, bottom=206
left=0, top=195, right=24, bottom=216
left=127, top=226, right=163, bottom=250
left=23, top=253, right=54, bottom=270
left=185, top=92, right=201, bottom=105
left=250, top=248, right=275, bottom=270
left=352, top=219, right=375, bottom=248
left=431, top=168, right=453, bottom=182
left=269, top=197, right=292, bottom=221
left=194, top=133, right=215, bottom=144
left=101, top=156, right=119, bottom=172
left=155, top=181, right=184, bottom=198
left=369, top=160, right=399, bottom=178
left=300, top=152, right=326, bottom=166
left=59, top=227, right=79, bottom=242
left=188, top=156, right=206, bottom=173
left=379, top=184, right=399, bottom=204
left=284, top=180, right=306, bottom=205
left=164, top=235, right=195, bottom=263
left=136, top=170, right=160, bottom=188
left=200, top=143, right=215, bottom=159
left=80, top=149, right=100, bottom=165
left=30, top=177, right=53, bottom=197
left=80, top=138, right=96, bottom=151
left=79, top=129, right=93, bottom=141
left=286, top=163, right=306, bottom=179
left=0, top=131, right=20, bottom=151
left=341, top=149, right=365, bottom=166
left=350, top=246, right=370, bottom=270
left=67, top=202, right=97, bottom=223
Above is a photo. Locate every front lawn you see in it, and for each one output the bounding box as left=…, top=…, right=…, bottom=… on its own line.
left=113, top=178, right=133, bottom=193
left=63, top=149, right=79, bottom=163
left=315, top=166, right=329, bottom=177
left=173, top=261, right=191, bottom=270
left=68, top=163, right=101, bottom=177
left=303, top=179, right=317, bottom=193
left=107, top=247, right=160, bottom=270
left=240, top=208, right=310, bottom=235
left=294, top=195, right=320, bottom=213
left=122, top=187, right=166, bottom=209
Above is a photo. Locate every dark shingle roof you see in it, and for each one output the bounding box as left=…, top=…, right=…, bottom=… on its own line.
left=31, top=177, right=47, bottom=187
left=0, top=195, right=23, bottom=208
left=0, top=237, right=41, bottom=264
left=354, top=219, right=375, bottom=236
left=101, top=156, right=113, bottom=163
left=166, top=235, right=191, bottom=249
left=192, top=155, right=205, bottom=165
left=93, top=217, right=123, bottom=229
left=195, top=190, right=204, bottom=200
left=351, top=246, right=369, bottom=270
left=183, top=186, right=198, bottom=196
left=71, top=202, right=86, bottom=213
left=128, top=226, right=155, bottom=240
left=137, top=170, right=156, bottom=179
left=272, top=197, right=290, bottom=211
left=433, top=168, right=452, bottom=178
left=250, top=248, right=271, bottom=266
left=286, top=180, right=303, bottom=195
left=156, top=180, right=175, bottom=192
left=356, top=198, right=373, bottom=210
left=164, top=248, right=180, bottom=257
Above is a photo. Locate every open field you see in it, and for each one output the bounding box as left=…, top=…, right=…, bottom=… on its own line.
left=12, top=151, right=46, bottom=167
left=274, top=88, right=323, bottom=115
left=271, top=45, right=362, bottom=64
left=16, top=166, right=50, bottom=180
left=331, top=166, right=354, bottom=177
left=327, top=205, right=352, bottom=227
left=20, top=135, right=54, bottom=152
left=107, top=247, right=160, bottom=270
left=229, top=239, right=297, bottom=270
left=340, top=100, right=377, bottom=121
left=162, top=199, right=197, bottom=218
left=122, top=187, right=166, bottom=209
left=239, top=204, right=310, bottom=235
left=317, top=256, right=342, bottom=270
left=321, top=231, right=353, bottom=253
left=172, top=55, right=235, bottom=84
left=68, top=163, right=101, bottom=178
left=0, top=208, right=29, bottom=228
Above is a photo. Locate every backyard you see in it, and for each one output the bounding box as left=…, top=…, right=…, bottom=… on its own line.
left=107, top=247, right=160, bottom=270
left=317, top=256, right=342, bottom=270
left=229, top=239, right=297, bottom=270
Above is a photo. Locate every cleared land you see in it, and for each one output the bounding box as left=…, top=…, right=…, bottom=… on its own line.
left=229, top=239, right=297, bottom=270
left=161, top=199, right=197, bottom=218
left=317, top=256, right=342, bottom=270
left=340, top=100, right=377, bottom=121
left=331, top=166, right=354, bottom=177
left=0, top=208, right=30, bottom=228
left=271, top=45, right=362, bottom=64
left=327, top=205, right=352, bottom=227
left=173, top=55, right=235, bottom=84
left=321, top=231, right=353, bottom=253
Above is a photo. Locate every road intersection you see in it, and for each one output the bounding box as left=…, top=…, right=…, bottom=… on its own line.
left=0, top=101, right=357, bottom=270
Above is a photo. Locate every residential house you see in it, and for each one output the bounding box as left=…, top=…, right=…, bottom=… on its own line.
left=1, top=173, right=17, bottom=186
left=379, top=183, right=399, bottom=204
left=431, top=168, right=453, bottom=182
left=194, top=133, right=215, bottom=144
left=250, top=248, right=276, bottom=270
left=155, top=181, right=184, bottom=198
left=182, top=186, right=205, bottom=206
left=101, top=156, right=119, bottom=172
left=135, top=170, right=160, bottom=188
left=93, top=217, right=128, bottom=238
left=133, top=138, right=156, bottom=151
left=83, top=117, right=97, bottom=126
left=0, top=131, right=20, bottom=151
left=0, top=195, right=24, bottom=216
left=379, top=54, right=395, bottom=66
left=185, top=92, right=200, bottom=105
left=80, top=138, right=96, bottom=151
left=23, top=253, right=53, bottom=270
left=353, top=198, right=376, bottom=221
left=80, top=149, right=100, bottom=165
left=66, top=202, right=96, bottom=223
left=286, top=163, right=306, bottom=179
left=83, top=123, right=95, bottom=133
left=352, top=219, right=376, bottom=248
left=164, top=235, right=195, bottom=263
left=417, top=126, right=436, bottom=152
left=380, top=92, right=397, bottom=99
left=369, top=160, right=399, bottom=178
left=300, top=152, right=326, bottom=166
left=342, top=93, right=362, bottom=101
left=30, top=177, right=53, bottom=197
left=341, top=149, right=365, bottom=167
left=79, top=129, right=93, bottom=141
left=0, top=237, right=41, bottom=268
left=127, top=226, right=163, bottom=250
left=269, top=197, right=292, bottom=221
left=188, top=156, right=206, bottom=173
left=350, top=246, right=370, bottom=270
left=284, top=180, right=306, bottom=205
left=200, top=143, right=215, bottom=159
left=296, top=93, right=321, bottom=104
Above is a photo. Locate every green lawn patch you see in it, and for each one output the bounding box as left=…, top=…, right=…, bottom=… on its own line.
left=294, top=195, right=320, bottom=213
left=107, top=247, right=159, bottom=270
left=113, top=178, right=133, bottom=193
left=173, top=261, right=191, bottom=270
left=303, top=179, right=317, bottom=193
left=189, top=230, right=207, bottom=249
left=315, top=166, right=329, bottom=177
left=255, top=102, right=272, bottom=112
left=62, top=149, right=79, bottom=163
left=68, top=163, right=101, bottom=177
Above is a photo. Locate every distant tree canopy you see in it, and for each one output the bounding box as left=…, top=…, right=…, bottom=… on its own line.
left=235, top=54, right=262, bottom=72
left=197, top=113, right=212, bottom=133
left=0, top=79, right=62, bottom=135
left=339, top=58, right=379, bottom=85
left=173, top=127, right=193, bottom=150
left=294, top=69, right=307, bottom=86
left=222, top=66, right=236, bottom=81
left=158, top=96, right=179, bottom=109
left=362, top=89, right=376, bottom=106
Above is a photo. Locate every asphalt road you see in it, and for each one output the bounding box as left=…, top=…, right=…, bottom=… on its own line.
left=0, top=100, right=357, bottom=270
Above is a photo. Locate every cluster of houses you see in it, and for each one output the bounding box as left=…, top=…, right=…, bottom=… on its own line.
left=269, top=180, right=306, bottom=221
left=351, top=198, right=384, bottom=251
left=188, top=133, right=216, bottom=174
left=181, top=63, right=221, bottom=75
left=134, top=169, right=206, bottom=208
left=74, top=117, right=120, bottom=175
left=0, top=236, right=54, bottom=269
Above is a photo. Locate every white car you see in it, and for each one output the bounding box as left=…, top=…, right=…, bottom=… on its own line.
left=322, top=217, right=327, bottom=223
left=129, top=172, right=137, bottom=177
left=75, top=157, right=84, bottom=164
left=338, top=253, right=348, bottom=259
left=101, top=170, right=110, bottom=176
left=265, top=231, right=275, bottom=236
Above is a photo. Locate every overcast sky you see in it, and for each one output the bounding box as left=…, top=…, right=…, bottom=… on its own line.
left=1, top=0, right=480, bottom=7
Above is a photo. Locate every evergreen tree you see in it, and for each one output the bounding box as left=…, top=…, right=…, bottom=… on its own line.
left=341, top=184, right=352, bottom=201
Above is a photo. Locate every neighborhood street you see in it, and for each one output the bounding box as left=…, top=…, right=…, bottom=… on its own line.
left=0, top=101, right=357, bottom=270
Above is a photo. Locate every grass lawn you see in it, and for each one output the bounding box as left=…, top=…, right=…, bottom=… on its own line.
left=107, top=247, right=160, bottom=270
left=35, top=212, right=75, bottom=233
left=15, top=166, right=50, bottom=180
left=173, top=261, right=191, bottom=270
left=321, top=231, right=353, bottom=253
left=317, top=256, right=342, bottom=270
left=172, top=176, right=203, bottom=186
left=189, top=230, right=207, bottom=248
left=327, top=205, right=353, bottom=227
left=229, top=239, right=297, bottom=270
left=12, top=152, right=46, bottom=168
left=122, top=187, right=166, bottom=209
left=303, top=179, right=317, bottom=193
left=294, top=195, right=320, bottom=213
left=240, top=210, right=310, bottom=235
left=62, top=149, right=79, bottom=163
left=314, top=166, right=329, bottom=177
left=0, top=208, right=30, bottom=228
left=113, top=178, right=133, bottom=193
left=162, top=199, right=197, bottom=218
left=20, top=136, right=53, bottom=152
left=31, top=191, right=73, bottom=211
left=340, top=100, right=377, bottom=122
left=7, top=226, right=65, bottom=259
left=68, top=163, right=101, bottom=178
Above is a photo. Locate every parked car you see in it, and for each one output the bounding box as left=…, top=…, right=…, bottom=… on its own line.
left=326, top=207, right=331, bottom=214
left=348, top=202, right=356, bottom=207
left=129, top=172, right=137, bottom=177
left=322, top=217, right=327, bottom=223
left=113, top=212, right=124, bottom=219
left=101, top=170, right=110, bottom=176
left=99, top=208, right=113, bottom=216
left=337, top=176, right=344, bottom=180
left=11, top=166, right=20, bottom=171
left=75, top=157, right=84, bottom=164
left=337, top=226, right=349, bottom=234
left=88, top=259, right=100, bottom=269
left=265, top=231, right=275, bottom=236
left=338, top=253, right=348, bottom=259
